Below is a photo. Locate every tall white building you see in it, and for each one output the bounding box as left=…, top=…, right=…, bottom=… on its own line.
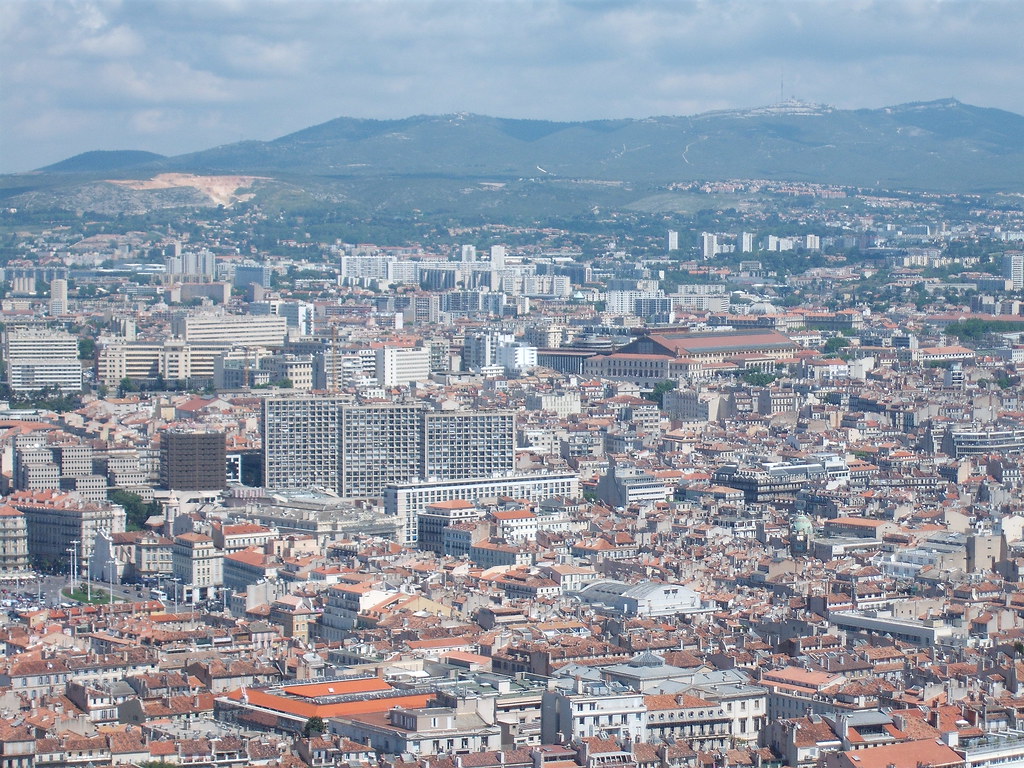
left=702, top=232, right=719, bottom=260
left=3, top=327, right=82, bottom=393
left=739, top=232, right=755, bottom=253
left=668, top=230, right=679, bottom=252
left=461, top=244, right=477, bottom=263
left=49, top=279, right=68, bottom=316
left=173, top=313, right=288, bottom=347
left=374, top=346, right=431, bottom=386
left=1004, top=252, right=1024, bottom=290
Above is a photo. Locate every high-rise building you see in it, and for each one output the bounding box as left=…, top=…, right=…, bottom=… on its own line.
left=262, top=398, right=516, bottom=502
left=3, top=327, right=82, bottom=393
left=702, top=232, right=719, bottom=260
left=667, top=230, right=679, bottom=252
left=339, top=404, right=424, bottom=497
left=262, top=397, right=343, bottom=491
left=1004, top=251, right=1024, bottom=290
left=739, top=232, right=755, bottom=253
left=160, top=431, right=227, bottom=490
left=423, top=411, right=515, bottom=482
left=461, top=244, right=477, bottom=263
left=49, top=278, right=68, bottom=316
left=374, top=346, right=431, bottom=386
left=173, top=313, right=288, bottom=347
left=490, top=245, right=506, bottom=270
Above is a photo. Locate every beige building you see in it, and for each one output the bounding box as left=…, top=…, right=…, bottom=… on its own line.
left=172, top=532, right=223, bottom=603
left=0, top=504, right=31, bottom=578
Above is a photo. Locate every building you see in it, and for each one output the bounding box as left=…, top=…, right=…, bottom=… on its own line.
left=1004, top=251, right=1024, bottom=291
left=541, top=680, right=646, bottom=744
left=423, top=411, right=515, bottom=482
left=374, top=346, right=431, bottom=386
left=173, top=313, right=288, bottom=347
left=8, top=490, right=126, bottom=570
left=385, top=473, right=580, bottom=547
left=339, top=404, right=424, bottom=498
left=263, top=398, right=516, bottom=501
left=172, top=532, right=223, bottom=603
left=49, top=278, right=68, bottom=316
left=159, top=432, right=226, bottom=491
left=262, top=397, right=343, bottom=491
left=573, top=580, right=709, bottom=618
left=0, top=504, right=30, bottom=578
left=3, top=327, right=82, bottom=393
left=616, top=329, right=798, bottom=365
left=95, top=339, right=235, bottom=387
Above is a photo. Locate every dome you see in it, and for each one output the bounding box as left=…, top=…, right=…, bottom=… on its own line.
left=628, top=651, right=666, bottom=668
left=791, top=514, right=813, bottom=535
left=748, top=301, right=779, bottom=315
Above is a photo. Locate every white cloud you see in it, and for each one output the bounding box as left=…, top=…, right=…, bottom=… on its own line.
left=1, top=0, right=1022, bottom=172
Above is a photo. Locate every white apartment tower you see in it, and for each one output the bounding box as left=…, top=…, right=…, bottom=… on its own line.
left=1004, top=251, right=1024, bottom=290
left=49, top=279, right=68, bottom=316
left=667, top=230, right=679, bottom=252
left=702, top=232, right=719, bottom=260
left=3, top=327, right=82, bottom=393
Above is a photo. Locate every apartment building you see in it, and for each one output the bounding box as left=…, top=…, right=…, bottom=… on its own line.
left=3, top=327, right=82, bottom=393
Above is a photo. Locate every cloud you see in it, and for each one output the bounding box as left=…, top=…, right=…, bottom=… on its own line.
left=1, top=0, right=1022, bottom=172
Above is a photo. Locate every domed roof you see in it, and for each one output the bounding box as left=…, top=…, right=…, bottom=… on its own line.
left=791, top=514, right=813, bottom=535
left=748, top=301, right=779, bottom=315
left=628, top=651, right=666, bottom=668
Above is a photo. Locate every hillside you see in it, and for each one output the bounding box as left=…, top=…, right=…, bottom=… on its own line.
left=5, top=99, right=1024, bottom=215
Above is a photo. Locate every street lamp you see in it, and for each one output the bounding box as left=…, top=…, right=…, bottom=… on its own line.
left=108, top=558, right=117, bottom=606
left=68, top=540, right=79, bottom=598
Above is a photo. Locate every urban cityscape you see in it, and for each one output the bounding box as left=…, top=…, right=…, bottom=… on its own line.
left=3, top=1, right=1024, bottom=767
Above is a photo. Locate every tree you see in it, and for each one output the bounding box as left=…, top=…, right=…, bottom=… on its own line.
left=823, top=337, right=851, bottom=355
left=742, top=371, right=777, bottom=387
left=77, top=338, right=96, bottom=360
left=303, top=716, right=326, bottom=737
left=648, top=379, right=677, bottom=407
left=109, top=490, right=160, bottom=531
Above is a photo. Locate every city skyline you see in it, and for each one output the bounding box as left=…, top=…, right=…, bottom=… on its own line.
left=2, top=0, right=1023, bottom=173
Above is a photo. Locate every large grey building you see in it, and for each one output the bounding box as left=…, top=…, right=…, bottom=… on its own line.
left=262, top=397, right=516, bottom=502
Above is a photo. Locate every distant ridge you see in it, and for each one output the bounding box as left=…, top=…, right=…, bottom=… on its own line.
left=9, top=99, right=1024, bottom=214
left=39, top=150, right=166, bottom=174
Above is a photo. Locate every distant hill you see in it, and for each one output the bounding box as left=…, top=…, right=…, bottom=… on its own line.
left=39, top=150, right=166, bottom=174
left=8, top=99, right=1024, bottom=214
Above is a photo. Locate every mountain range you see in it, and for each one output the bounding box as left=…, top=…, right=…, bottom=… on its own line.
left=7, top=99, right=1024, bottom=216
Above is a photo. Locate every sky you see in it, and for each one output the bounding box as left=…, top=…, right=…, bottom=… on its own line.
left=2, top=0, right=1023, bottom=173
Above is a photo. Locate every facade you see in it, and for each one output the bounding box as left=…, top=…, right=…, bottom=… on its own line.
left=3, top=327, right=82, bottom=393
left=422, top=411, right=515, bottom=482
left=0, top=505, right=30, bottom=578
left=263, top=398, right=516, bottom=502
left=159, top=431, right=226, bottom=490
left=8, top=490, right=126, bottom=569
left=385, top=473, right=580, bottom=547
left=540, top=681, right=646, bottom=744
left=339, top=404, right=424, bottom=497
left=171, top=532, right=223, bottom=603
left=262, top=397, right=343, bottom=491
left=374, top=346, right=431, bottom=386
left=173, top=313, right=288, bottom=347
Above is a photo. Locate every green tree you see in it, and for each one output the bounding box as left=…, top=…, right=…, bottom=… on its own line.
left=823, top=337, right=851, bottom=355
left=648, top=379, right=677, bottom=407
left=78, top=337, right=96, bottom=360
left=742, top=371, right=778, bottom=387
left=303, top=716, right=327, bottom=737
left=109, top=490, right=160, bottom=531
